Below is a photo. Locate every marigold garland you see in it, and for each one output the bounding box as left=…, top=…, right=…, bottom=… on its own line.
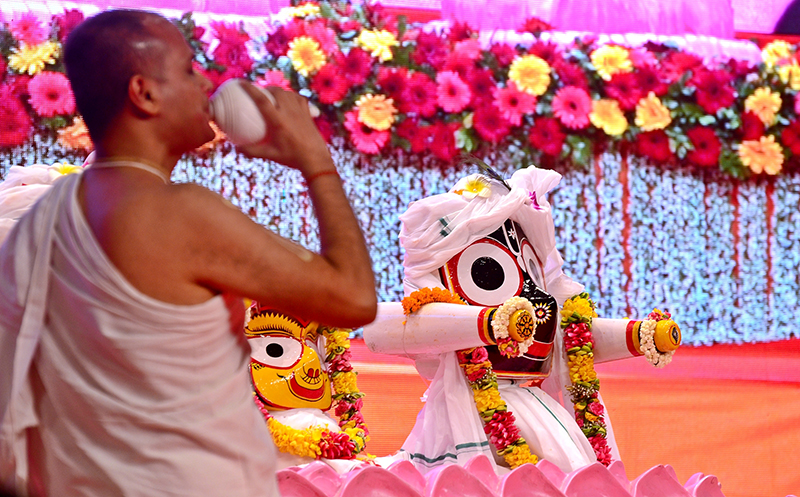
left=254, top=326, right=369, bottom=460
left=560, top=292, right=612, bottom=466
left=401, top=287, right=466, bottom=315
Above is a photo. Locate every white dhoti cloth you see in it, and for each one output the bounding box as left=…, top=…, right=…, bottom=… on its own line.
left=400, top=352, right=597, bottom=475
left=0, top=173, right=279, bottom=496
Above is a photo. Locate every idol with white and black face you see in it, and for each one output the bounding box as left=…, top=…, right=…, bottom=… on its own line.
left=438, top=218, right=558, bottom=381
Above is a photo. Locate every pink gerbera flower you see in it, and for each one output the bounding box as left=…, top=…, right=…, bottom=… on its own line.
left=493, top=82, right=536, bottom=126
left=436, top=71, right=472, bottom=113
left=344, top=110, right=390, bottom=154
left=305, top=20, right=339, bottom=54
left=551, top=85, right=591, bottom=129
left=257, top=70, right=292, bottom=91
left=28, top=72, right=75, bottom=117
left=10, top=12, right=48, bottom=45
left=402, top=72, right=438, bottom=117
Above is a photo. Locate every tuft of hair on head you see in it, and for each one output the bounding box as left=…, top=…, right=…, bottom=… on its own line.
left=63, top=9, right=170, bottom=144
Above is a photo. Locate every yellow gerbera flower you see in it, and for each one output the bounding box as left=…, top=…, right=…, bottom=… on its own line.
left=761, top=40, right=793, bottom=69
left=778, top=61, right=800, bottom=91
left=634, top=92, right=672, bottom=131
left=355, top=94, right=397, bottom=131
left=8, top=41, right=60, bottom=76
left=508, top=54, right=551, bottom=96
left=287, top=36, right=326, bottom=77
left=357, top=30, right=398, bottom=62
left=738, top=135, right=784, bottom=175
left=590, top=45, right=632, bottom=81
left=590, top=99, right=628, bottom=136
left=744, top=87, right=782, bottom=125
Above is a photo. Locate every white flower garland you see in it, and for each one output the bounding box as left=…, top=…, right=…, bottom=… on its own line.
left=638, top=319, right=675, bottom=368
left=492, top=296, right=536, bottom=358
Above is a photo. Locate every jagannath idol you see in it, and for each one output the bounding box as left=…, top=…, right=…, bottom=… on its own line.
left=362, top=164, right=681, bottom=475
left=244, top=305, right=370, bottom=472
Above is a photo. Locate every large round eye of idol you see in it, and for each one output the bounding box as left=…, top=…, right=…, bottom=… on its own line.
left=443, top=238, right=523, bottom=307
left=248, top=335, right=304, bottom=370
left=519, top=239, right=546, bottom=289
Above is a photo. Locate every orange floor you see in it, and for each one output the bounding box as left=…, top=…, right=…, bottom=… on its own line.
left=350, top=339, right=800, bottom=497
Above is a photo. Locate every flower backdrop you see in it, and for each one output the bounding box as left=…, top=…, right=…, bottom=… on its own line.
left=1, top=1, right=799, bottom=344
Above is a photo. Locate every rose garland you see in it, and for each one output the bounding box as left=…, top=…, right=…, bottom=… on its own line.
left=560, top=292, right=612, bottom=465
left=401, top=288, right=540, bottom=469
left=253, top=326, right=369, bottom=460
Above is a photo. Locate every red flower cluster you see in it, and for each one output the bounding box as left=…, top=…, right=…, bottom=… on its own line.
left=686, top=126, right=722, bottom=167
left=636, top=130, right=672, bottom=163
left=0, top=84, right=33, bottom=147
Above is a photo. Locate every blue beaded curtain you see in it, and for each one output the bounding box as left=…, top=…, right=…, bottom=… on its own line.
left=2, top=137, right=798, bottom=345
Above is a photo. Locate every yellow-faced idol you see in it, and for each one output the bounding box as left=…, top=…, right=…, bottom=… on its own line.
left=245, top=309, right=332, bottom=411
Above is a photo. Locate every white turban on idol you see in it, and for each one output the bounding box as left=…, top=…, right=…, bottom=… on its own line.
left=399, top=165, right=583, bottom=305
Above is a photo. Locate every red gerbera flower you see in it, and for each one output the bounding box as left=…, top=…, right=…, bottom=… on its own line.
left=0, top=89, right=33, bottom=147
left=265, top=19, right=306, bottom=56
left=662, top=51, right=703, bottom=83
left=448, top=21, right=475, bottom=43
left=528, top=41, right=563, bottom=66
left=344, top=110, right=390, bottom=154
left=213, top=41, right=253, bottom=76
left=724, top=58, right=755, bottom=79
left=305, top=20, right=339, bottom=54
left=335, top=48, right=372, bottom=86
left=314, top=115, right=336, bottom=144
left=554, top=61, right=589, bottom=91
left=311, top=64, right=349, bottom=104
left=443, top=51, right=476, bottom=81
left=211, top=21, right=250, bottom=46
left=429, top=120, right=461, bottom=161
left=473, top=104, right=512, bottom=144
left=55, top=9, right=85, bottom=43
left=686, top=126, right=722, bottom=167
left=740, top=111, right=764, bottom=141
left=467, top=68, right=497, bottom=108
left=781, top=119, right=800, bottom=155
left=401, top=72, right=438, bottom=118
left=690, top=69, right=735, bottom=115
left=396, top=117, right=431, bottom=153
left=490, top=43, right=517, bottom=67
left=0, top=58, right=6, bottom=83
left=529, top=117, right=566, bottom=156
left=6, top=75, right=31, bottom=100
left=636, top=66, right=669, bottom=97
left=604, top=72, right=642, bottom=111
left=377, top=66, right=408, bottom=100
left=517, top=16, right=554, bottom=35
left=635, top=130, right=672, bottom=162
left=413, top=31, right=449, bottom=70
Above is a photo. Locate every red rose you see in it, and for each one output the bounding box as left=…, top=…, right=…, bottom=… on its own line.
left=635, top=130, right=672, bottom=162
left=686, top=126, right=722, bottom=167
left=529, top=117, right=566, bottom=156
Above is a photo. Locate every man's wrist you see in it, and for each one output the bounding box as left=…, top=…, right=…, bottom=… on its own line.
left=304, top=169, right=340, bottom=185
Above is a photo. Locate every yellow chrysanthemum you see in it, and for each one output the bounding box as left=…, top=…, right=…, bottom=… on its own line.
left=355, top=94, right=397, bottom=131
left=745, top=87, right=782, bottom=125
left=778, top=61, right=800, bottom=91
left=503, top=444, right=538, bottom=468
left=287, top=36, right=327, bottom=77
left=508, top=54, right=551, bottom=96
left=738, top=135, right=784, bottom=175
left=761, top=40, right=793, bottom=69
left=57, top=116, right=94, bottom=152
left=634, top=92, right=672, bottom=131
left=590, top=99, right=628, bottom=136
left=590, top=45, right=632, bottom=81
left=332, top=371, right=358, bottom=394
left=325, top=331, right=351, bottom=355
left=267, top=418, right=324, bottom=458
left=473, top=387, right=504, bottom=413
left=357, top=29, right=398, bottom=62
left=8, top=41, right=60, bottom=76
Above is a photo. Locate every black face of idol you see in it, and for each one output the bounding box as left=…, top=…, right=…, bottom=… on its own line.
left=439, top=219, right=559, bottom=378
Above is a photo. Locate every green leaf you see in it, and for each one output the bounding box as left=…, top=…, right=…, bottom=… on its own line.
left=698, top=115, right=716, bottom=126
left=455, top=127, right=476, bottom=152
left=318, top=2, right=336, bottom=19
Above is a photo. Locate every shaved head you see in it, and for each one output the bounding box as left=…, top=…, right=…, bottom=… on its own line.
left=64, top=10, right=174, bottom=143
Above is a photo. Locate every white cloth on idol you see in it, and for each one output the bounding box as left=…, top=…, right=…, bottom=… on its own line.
left=396, top=166, right=620, bottom=474
left=0, top=172, right=279, bottom=496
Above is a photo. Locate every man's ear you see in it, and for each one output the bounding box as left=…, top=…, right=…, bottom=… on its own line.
left=128, top=75, right=160, bottom=116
